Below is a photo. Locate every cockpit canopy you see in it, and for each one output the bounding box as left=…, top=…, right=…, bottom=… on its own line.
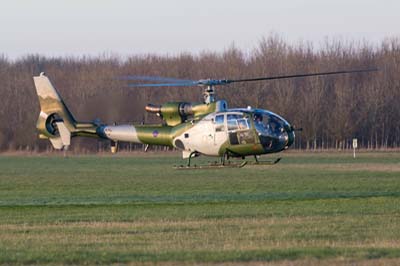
left=222, top=109, right=293, bottom=152
left=252, top=110, right=293, bottom=151
left=253, top=110, right=291, bottom=138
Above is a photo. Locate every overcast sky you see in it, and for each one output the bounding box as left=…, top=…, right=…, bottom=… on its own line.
left=1, top=0, right=399, bottom=59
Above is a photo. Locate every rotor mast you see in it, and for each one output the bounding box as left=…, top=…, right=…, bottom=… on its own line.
left=203, top=85, right=215, bottom=104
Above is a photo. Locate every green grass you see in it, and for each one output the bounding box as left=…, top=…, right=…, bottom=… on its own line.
left=0, top=151, right=399, bottom=265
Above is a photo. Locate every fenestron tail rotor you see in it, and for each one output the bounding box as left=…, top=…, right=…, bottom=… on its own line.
left=120, top=68, right=378, bottom=103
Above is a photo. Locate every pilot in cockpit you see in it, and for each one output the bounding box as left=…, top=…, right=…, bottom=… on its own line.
left=254, top=113, right=271, bottom=136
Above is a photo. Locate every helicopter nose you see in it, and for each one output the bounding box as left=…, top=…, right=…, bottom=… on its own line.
left=285, top=125, right=295, bottom=148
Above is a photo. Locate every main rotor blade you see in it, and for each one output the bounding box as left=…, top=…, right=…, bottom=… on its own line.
left=227, top=68, right=379, bottom=84
left=119, top=75, right=194, bottom=83
left=127, top=81, right=198, bottom=87
left=122, top=68, right=378, bottom=88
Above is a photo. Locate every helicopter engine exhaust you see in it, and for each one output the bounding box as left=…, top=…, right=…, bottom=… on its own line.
left=145, top=104, right=161, bottom=114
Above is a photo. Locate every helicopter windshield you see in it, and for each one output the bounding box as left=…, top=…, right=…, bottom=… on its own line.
left=252, top=110, right=292, bottom=151
left=253, top=111, right=289, bottom=138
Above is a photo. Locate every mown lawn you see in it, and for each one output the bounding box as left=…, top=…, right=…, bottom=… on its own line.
left=0, top=151, right=399, bottom=265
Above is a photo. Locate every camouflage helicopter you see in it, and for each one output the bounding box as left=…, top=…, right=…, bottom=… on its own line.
left=33, top=69, right=375, bottom=168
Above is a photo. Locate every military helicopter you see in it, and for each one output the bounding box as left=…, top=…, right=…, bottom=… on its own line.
left=33, top=69, right=376, bottom=168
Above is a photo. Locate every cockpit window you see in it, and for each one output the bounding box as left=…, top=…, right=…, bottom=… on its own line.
left=237, top=118, right=250, bottom=130
left=227, top=114, right=250, bottom=131
left=254, top=112, right=286, bottom=137
left=215, top=114, right=225, bottom=132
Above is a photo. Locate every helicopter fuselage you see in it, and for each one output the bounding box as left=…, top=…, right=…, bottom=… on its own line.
left=97, top=108, right=295, bottom=158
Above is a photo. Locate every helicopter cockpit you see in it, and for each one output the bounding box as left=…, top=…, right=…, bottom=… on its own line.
left=222, top=109, right=294, bottom=152
left=252, top=110, right=294, bottom=152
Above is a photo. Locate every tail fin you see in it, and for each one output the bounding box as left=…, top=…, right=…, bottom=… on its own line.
left=33, top=72, right=76, bottom=150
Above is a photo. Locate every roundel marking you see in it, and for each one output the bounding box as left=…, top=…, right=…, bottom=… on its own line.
left=152, top=130, right=159, bottom=137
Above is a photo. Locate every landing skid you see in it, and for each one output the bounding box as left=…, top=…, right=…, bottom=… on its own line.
left=174, top=161, right=247, bottom=170
left=248, top=156, right=282, bottom=165
left=173, top=152, right=281, bottom=170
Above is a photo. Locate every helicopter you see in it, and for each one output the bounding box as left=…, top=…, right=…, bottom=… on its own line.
left=33, top=69, right=376, bottom=168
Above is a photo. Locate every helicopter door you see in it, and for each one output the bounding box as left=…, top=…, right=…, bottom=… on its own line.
left=227, top=113, right=255, bottom=145
left=214, top=114, right=227, bottom=146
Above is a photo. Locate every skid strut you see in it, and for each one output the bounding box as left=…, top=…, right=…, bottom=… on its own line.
left=174, top=151, right=246, bottom=170
left=248, top=155, right=282, bottom=165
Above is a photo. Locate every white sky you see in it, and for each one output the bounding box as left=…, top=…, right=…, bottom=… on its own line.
left=1, top=0, right=399, bottom=59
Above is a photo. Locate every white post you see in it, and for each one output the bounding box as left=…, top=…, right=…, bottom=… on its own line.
left=352, top=138, right=358, bottom=159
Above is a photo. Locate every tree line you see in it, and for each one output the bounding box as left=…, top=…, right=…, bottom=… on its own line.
left=0, top=36, right=399, bottom=152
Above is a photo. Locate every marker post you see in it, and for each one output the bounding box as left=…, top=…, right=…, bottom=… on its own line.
left=352, top=138, right=358, bottom=158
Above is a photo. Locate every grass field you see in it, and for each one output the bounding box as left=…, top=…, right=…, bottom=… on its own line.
left=0, top=151, right=399, bottom=265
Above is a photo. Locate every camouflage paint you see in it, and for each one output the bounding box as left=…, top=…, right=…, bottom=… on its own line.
left=33, top=73, right=295, bottom=158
